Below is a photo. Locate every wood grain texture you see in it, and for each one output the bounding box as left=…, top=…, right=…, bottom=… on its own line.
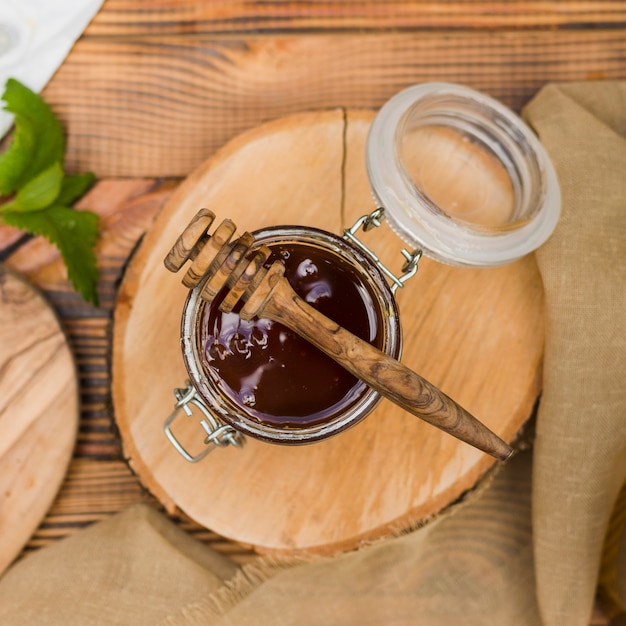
left=43, top=29, right=626, bottom=178
left=0, top=267, right=78, bottom=575
left=112, top=109, right=544, bottom=555
left=88, top=1, right=626, bottom=33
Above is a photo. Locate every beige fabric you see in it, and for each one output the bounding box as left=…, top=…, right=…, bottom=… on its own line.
left=523, top=81, right=626, bottom=625
left=163, top=448, right=540, bottom=626
left=0, top=81, right=624, bottom=625
left=0, top=504, right=238, bottom=625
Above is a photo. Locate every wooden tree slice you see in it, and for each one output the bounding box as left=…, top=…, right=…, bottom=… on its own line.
left=0, top=266, right=78, bottom=574
left=112, top=110, right=544, bottom=556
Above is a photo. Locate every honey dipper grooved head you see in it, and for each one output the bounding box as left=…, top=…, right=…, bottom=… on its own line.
left=163, top=208, right=215, bottom=273
left=238, top=262, right=286, bottom=320
left=219, top=246, right=272, bottom=313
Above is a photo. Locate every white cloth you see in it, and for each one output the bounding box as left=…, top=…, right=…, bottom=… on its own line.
left=0, top=0, right=104, bottom=137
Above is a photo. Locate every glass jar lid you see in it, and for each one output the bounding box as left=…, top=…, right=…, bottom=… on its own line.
left=366, top=82, right=561, bottom=267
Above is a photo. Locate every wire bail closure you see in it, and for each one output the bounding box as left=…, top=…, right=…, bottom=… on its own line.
left=342, top=207, right=422, bottom=294
left=164, top=381, right=245, bottom=463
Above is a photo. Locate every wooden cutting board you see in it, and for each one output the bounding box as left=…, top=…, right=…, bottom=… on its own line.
left=112, top=109, right=545, bottom=556
left=0, top=266, right=78, bottom=574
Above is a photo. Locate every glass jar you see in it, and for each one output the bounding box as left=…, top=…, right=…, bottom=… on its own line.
left=164, top=215, right=416, bottom=461
left=366, top=82, right=561, bottom=267
left=165, top=82, right=561, bottom=462
left=181, top=224, right=403, bottom=444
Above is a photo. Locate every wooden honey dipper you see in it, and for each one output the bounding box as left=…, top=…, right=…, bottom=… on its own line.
left=165, top=209, right=514, bottom=461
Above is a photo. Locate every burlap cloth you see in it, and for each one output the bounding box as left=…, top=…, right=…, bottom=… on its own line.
left=0, top=81, right=623, bottom=625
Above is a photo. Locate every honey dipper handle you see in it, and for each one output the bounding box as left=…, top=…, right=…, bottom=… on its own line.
left=255, top=277, right=513, bottom=461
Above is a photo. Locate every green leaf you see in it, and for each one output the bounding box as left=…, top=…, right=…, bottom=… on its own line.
left=1, top=161, right=64, bottom=212
left=0, top=78, right=100, bottom=305
left=0, top=79, right=65, bottom=195
left=2, top=206, right=100, bottom=305
left=56, top=172, right=96, bottom=205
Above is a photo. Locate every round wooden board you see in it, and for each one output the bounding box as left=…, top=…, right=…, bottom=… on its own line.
left=112, top=109, right=544, bottom=556
left=0, top=266, right=78, bottom=573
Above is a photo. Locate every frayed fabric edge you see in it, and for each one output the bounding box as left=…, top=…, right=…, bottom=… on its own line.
left=158, top=554, right=310, bottom=626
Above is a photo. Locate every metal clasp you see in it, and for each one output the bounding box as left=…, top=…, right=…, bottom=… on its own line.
left=164, top=381, right=245, bottom=463
left=343, top=207, right=422, bottom=294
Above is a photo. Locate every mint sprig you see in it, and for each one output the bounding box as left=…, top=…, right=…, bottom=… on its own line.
left=0, top=78, right=99, bottom=305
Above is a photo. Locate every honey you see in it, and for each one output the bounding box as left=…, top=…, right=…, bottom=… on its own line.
left=199, top=240, right=385, bottom=428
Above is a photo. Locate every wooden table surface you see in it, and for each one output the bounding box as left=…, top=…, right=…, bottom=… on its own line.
left=1, top=1, right=624, bottom=622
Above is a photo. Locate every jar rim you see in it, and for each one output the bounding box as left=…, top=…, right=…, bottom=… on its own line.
left=366, top=82, right=561, bottom=267
left=181, top=225, right=402, bottom=444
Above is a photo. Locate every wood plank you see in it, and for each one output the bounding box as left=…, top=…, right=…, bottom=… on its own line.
left=45, top=31, right=626, bottom=178
left=87, top=1, right=626, bottom=33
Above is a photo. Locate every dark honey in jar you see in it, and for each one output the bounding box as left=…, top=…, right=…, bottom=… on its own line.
left=181, top=225, right=402, bottom=444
